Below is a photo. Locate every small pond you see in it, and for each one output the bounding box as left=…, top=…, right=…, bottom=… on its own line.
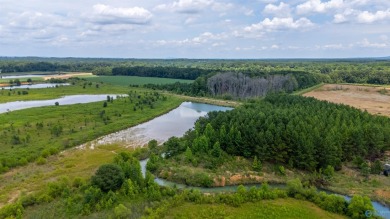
left=1, top=83, right=70, bottom=89
left=84, top=102, right=232, bottom=148
left=0, top=94, right=123, bottom=114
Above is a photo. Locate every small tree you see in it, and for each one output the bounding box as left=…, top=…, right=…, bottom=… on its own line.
left=114, top=204, right=131, bottom=219
left=103, top=101, right=108, bottom=108
left=370, top=160, right=382, bottom=174
left=323, top=165, right=335, bottom=179
left=252, top=156, right=262, bottom=172
left=360, top=162, right=370, bottom=180
left=91, top=164, right=125, bottom=192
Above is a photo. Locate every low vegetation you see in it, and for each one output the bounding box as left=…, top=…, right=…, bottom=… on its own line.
left=0, top=151, right=377, bottom=219
left=84, top=76, right=193, bottom=86
left=0, top=88, right=182, bottom=171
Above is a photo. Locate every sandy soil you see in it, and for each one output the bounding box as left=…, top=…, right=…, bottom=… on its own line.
left=43, top=72, right=93, bottom=80
left=303, top=84, right=390, bottom=117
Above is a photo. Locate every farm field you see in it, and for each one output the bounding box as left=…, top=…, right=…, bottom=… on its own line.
left=164, top=199, right=346, bottom=219
left=84, top=75, right=194, bottom=86
left=303, top=84, right=390, bottom=117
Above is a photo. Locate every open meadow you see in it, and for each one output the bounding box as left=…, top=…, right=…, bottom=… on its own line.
left=84, top=76, right=193, bottom=86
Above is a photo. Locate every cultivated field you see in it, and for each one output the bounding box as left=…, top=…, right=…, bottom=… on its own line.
left=303, top=84, right=390, bottom=117
left=84, top=75, right=193, bottom=86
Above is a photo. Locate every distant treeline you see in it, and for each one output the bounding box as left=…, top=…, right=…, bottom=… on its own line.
left=145, top=71, right=322, bottom=99
left=164, top=95, right=390, bottom=171
left=110, top=66, right=213, bottom=80
left=1, top=58, right=389, bottom=86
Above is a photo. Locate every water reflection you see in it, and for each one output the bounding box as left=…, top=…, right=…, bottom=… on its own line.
left=1, top=83, right=69, bottom=89
left=0, top=94, right=123, bottom=114
left=84, top=102, right=232, bottom=148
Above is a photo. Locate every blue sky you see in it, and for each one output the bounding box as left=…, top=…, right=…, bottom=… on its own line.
left=0, top=0, right=389, bottom=58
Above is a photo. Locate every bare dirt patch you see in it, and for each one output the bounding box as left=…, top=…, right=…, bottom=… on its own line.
left=43, top=72, right=93, bottom=80
left=303, top=84, right=390, bottom=117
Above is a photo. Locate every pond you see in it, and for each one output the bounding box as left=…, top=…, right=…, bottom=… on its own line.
left=0, top=74, right=45, bottom=79
left=83, top=102, right=232, bottom=148
left=0, top=94, right=124, bottom=114
left=1, top=83, right=70, bottom=89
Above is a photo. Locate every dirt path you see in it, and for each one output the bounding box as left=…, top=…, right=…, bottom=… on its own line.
left=303, top=84, right=390, bottom=117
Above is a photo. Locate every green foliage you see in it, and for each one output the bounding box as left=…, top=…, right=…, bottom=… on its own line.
left=360, top=162, right=371, bottom=179
left=0, top=202, right=24, bottom=219
left=86, top=76, right=193, bottom=86
left=114, top=204, right=131, bottom=219
left=370, top=160, right=383, bottom=174
left=169, top=94, right=390, bottom=172
left=323, top=165, right=335, bottom=179
left=148, top=139, right=158, bottom=153
left=252, top=156, right=262, bottom=172
left=347, top=195, right=375, bottom=219
left=91, top=164, right=125, bottom=192
left=36, top=156, right=47, bottom=165
left=278, top=165, right=286, bottom=175
left=184, top=147, right=194, bottom=163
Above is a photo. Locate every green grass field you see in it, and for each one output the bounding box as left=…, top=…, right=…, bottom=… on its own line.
left=164, top=199, right=346, bottom=219
left=84, top=76, right=193, bottom=86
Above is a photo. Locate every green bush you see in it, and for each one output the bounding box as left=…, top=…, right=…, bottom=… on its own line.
left=347, top=195, right=374, bottom=219
left=91, top=164, right=125, bottom=192
left=114, top=204, right=131, bottom=219
left=36, top=156, right=47, bottom=165
left=0, top=202, right=23, bottom=219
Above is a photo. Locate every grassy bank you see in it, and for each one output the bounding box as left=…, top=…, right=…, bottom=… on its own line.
left=0, top=81, right=134, bottom=103
left=164, top=198, right=346, bottom=219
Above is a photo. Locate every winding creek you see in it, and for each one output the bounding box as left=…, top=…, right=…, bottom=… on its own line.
left=81, top=101, right=389, bottom=218
left=0, top=94, right=124, bottom=114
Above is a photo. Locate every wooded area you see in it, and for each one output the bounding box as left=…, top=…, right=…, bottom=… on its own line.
left=164, top=95, right=390, bottom=172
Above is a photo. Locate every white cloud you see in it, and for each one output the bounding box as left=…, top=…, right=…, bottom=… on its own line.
left=155, top=32, right=228, bottom=46
left=296, top=0, right=344, bottom=14
left=333, top=9, right=390, bottom=24
left=155, top=0, right=213, bottom=14
left=155, top=0, right=232, bottom=14
left=357, top=9, right=390, bottom=23
left=245, top=17, right=314, bottom=33
left=8, top=12, right=74, bottom=30
left=357, top=38, right=389, bottom=48
left=263, top=2, right=291, bottom=17
left=90, top=4, right=153, bottom=25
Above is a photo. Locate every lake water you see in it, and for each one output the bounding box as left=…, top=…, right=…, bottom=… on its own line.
left=0, top=74, right=45, bottom=79
left=0, top=94, right=123, bottom=114
left=83, top=102, right=232, bottom=148
left=1, top=83, right=70, bottom=89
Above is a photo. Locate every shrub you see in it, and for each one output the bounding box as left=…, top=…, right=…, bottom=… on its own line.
left=91, top=164, right=125, bottom=192
left=36, top=157, right=47, bottom=165
left=114, top=204, right=131, bottom=219
left=347, top=195, right=374, bottom=219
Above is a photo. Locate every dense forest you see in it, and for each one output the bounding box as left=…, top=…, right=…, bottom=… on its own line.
left=1, top=57, right=390, bottom=85
left=162, top=95, right=390, bottom=172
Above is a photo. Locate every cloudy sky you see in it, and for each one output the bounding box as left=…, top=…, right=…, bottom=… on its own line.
left=0, top=0, right=389, bottom=58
